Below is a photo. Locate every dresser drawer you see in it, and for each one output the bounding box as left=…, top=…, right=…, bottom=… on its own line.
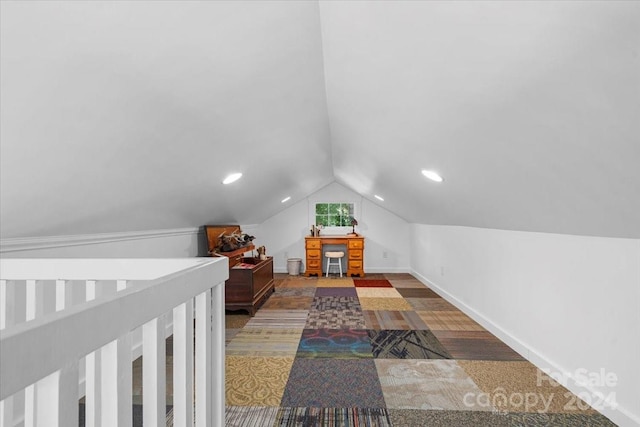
left=348, top=260, right=363, bottom=270
left=306, top=239, right=321, bottom=249
left=306, top=249, right=321, bottom=259
left=348, top=239, right=363, bottom=249
left=349, top=249, right=363, bottom=260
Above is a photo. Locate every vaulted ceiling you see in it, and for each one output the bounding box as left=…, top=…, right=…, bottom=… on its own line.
left=1, top=1, right=638, bottom=239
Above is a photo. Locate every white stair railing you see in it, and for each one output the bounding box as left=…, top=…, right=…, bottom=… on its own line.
left=0, top=258, right=228, bottom=427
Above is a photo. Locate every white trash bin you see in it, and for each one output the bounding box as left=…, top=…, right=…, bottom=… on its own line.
left=287, top=258, right=302, bottom=276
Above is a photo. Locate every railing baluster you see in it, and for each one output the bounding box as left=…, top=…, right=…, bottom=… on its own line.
left=173, top=300, right=194, bottom=427
left=55, top=280, right=65, bottom=313
left=101, top=335, right=132, bottom=427
left=85, top=351, right=101, bottom=427
left=85, top=280, right=100, bottom=427
left=12, top=392, right=25, bottom=427
left=25, top=279, right=52, bottom=321
left=0, top=280, right=6, bottom=331
left=211, top=284, right=225, bottom=427
left=24, top=385, right=36, bottom=427
left=0, top=280, right=11, bottom=331
left=116, top=280, right=128, bottom=292
left=35, top=362, right=78, bottom=427
left=0, top=395, right=14, bottom=427
left=55, top=280, right=74, bottom=312
left=26, top=280, right=36, bottom=322
left=35, top=374, right=54, bottom=427
left=143, top=315, right=166, bottom=426
left=86, top=280, right=96, bottom=302
left=195, top=290, right=212, bottom=427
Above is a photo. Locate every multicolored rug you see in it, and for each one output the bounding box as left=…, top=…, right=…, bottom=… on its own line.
left=224, top=273, right=616, bottom=427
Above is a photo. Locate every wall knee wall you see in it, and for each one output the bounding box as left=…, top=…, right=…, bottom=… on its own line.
left=409, top=223, right=640, bottom=427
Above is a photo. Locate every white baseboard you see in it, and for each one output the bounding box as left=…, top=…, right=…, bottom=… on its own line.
left=273, top=267, right=410, bottom=274
left=363, top=267, right=410, bottom=273
left=410, top=269, right=640, bottom=427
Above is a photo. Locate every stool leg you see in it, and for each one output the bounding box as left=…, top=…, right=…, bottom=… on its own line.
left=338, top=257, right=342, bottom=277
left=325, top=258, right=329, bottom=278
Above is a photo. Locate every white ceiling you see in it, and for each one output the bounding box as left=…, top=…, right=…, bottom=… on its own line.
left=1, top=1, right=639, bottom=239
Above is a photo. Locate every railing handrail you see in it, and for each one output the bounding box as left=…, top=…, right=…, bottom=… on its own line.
left=0, top=258, right=213, bottom=281
left=0, top=257, right=228, bottom=400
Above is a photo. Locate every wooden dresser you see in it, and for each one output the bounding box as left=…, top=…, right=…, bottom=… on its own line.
left=305, top=235, right=365, bottom=277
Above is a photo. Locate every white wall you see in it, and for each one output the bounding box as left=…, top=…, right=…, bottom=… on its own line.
left=410, top=224, right=640, bottom=427
left=1, top=182, right=411, bottom=276
left=255, top=182, right=410, bottom=273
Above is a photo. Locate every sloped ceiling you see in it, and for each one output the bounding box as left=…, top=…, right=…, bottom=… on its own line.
left=322, top=1, right=640, bottom=238
left=1, top=1, right=639, bottom=240
left=0, top=1, right=334, bottom=238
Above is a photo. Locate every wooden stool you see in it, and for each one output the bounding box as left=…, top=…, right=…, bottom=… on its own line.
left=325, top=251, right=344, bottom=277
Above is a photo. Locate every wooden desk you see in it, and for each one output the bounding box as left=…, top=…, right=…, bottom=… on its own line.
left=305, top=235, right=365, bottom=277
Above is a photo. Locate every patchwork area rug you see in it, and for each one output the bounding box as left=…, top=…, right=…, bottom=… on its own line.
left=224, top=273, right=616, bottom=427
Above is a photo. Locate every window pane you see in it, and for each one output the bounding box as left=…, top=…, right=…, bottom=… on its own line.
left=316, top=215, right=326, bottom=226
left=337, top=204, right=351, bottom=217
left=327, top=216, right=342, bottom=226
left=328, top=203, right=340, bottom=215
left=316, top=204, right=328, bottom=215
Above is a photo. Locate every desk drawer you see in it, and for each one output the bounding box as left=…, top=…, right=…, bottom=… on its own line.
left=306, top=249, right=321, bottom=259
left=307, top=259, right=321, bottom=269
left=348, top=260, right=363, bottom=270
left=306, top=239, right=321, bottom=249
left=348, top=239, right=363, bottom=249
left=349, top=249, right=363, bottom=260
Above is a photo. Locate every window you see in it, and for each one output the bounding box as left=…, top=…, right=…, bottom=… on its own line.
left=315, top=203, right=354, bottom=227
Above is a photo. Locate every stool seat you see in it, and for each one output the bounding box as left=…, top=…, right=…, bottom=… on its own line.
left=325, top=251, right=345, bottom=258
left=325, top=251, right=345, bottom=277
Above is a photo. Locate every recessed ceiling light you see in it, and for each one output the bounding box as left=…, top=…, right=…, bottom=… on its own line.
left=222, top=172, right=242, bottom=185
left=281, top=196, right=291, bottom=203
left=421, top=169, right=443, bottom=182
left=374, top=195, right=384, bottom=201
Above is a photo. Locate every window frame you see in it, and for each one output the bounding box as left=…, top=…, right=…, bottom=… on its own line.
left=314, top=202, right=355, bottom=232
